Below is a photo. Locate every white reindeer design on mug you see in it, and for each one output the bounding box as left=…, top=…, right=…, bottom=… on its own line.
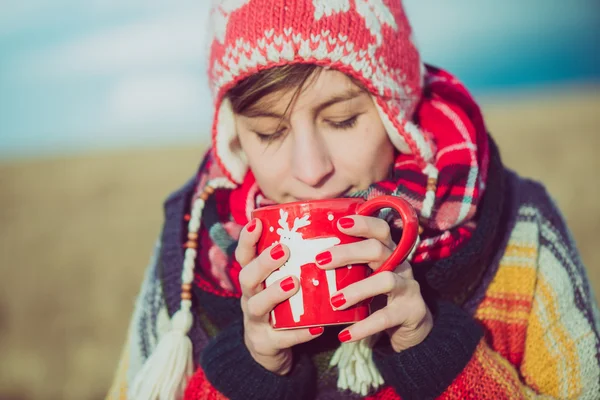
left=265, top=209, right=341, bottom=324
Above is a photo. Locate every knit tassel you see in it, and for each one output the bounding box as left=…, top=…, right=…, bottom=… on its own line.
left=128, top=302, right=194, bottom=400
left=128, top=179, right=237, bottom=399
left=330, top=334, right=384, bottom=396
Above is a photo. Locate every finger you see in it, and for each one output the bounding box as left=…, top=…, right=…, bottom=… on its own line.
left=395, top=260, right=414, bottom=280
left=315, top=239, right=392, bottom=270
left=270, top=326, right=325, bottom=350
left=329, top=271, right=410, bottom=310
left=235, top=218, right=262, bottom=267
left=338, top=305, right=406, bottom=344
left=238, top=242, right=289, bottom=297
left=245, top=276, right=299, bottom=320
left=337, top=215, right=395, bottom=249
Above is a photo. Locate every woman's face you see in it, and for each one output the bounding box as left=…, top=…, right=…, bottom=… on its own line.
left=235, top=69, right=395, bottom=203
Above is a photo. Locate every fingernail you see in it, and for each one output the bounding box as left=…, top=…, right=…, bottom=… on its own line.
left=330, top=293, right=346, bottom=308
left=309, top=326, right=324, bottom=335
left=271, top=244, right=285, bottom=260
left=339, top=217, right=354, bottom=229
left=247, top=219, right=257, bottom=233
left=338, top=330, right=352, bottom=342
left=280, top=277, right=295, bottom=292
left=315, top=251, right=332, bottom=265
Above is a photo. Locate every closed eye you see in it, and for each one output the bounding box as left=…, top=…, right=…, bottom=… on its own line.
left=254, top=128, right=287, bottom=143
left=327, top=115, right=359, bottom=130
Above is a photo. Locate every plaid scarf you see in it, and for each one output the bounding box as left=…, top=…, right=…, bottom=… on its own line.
left=190, top=66, right=490, bottom=298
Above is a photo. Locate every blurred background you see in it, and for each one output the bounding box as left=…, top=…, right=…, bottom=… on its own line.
left=0, top=1, right=599, bottom=399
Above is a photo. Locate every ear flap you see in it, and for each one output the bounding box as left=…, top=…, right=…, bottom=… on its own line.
left=372, top=95, right=439, bottom=219
left=372, top=95, right=436, bottom=164
left=373, top=95, right=412, bottom=155
left=213, top=98, right=248, bottom=184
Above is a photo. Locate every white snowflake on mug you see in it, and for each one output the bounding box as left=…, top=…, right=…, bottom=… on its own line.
left=312, top=0, right=397, bottom=45
left=265, top=209, right=341, bottom=323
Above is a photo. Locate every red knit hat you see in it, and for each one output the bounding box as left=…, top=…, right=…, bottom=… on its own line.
left=208, top=0, right=440, bottom=217
left=128, top=4, right=494, bottom=398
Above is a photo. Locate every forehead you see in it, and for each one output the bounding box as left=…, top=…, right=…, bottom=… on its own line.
left=251, top=69, right=364, bottom=113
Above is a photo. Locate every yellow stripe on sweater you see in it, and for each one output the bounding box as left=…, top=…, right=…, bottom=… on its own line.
left=503, top=243, right=538, bottom=260
left=485, top=265, right=536, bottom=296
left=523, top=274, right=581, bottom=398
left=475, top=255, right=537, bottom=317
left=485, top=245, right=538, bottom=294
left=475, top=307, right=530, bottom=324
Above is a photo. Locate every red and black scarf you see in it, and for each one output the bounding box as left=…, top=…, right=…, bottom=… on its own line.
left=190, top=66, right=492, bottom=302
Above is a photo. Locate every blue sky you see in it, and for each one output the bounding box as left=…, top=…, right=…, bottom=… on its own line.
left=1, top=0, right=598, bottom=159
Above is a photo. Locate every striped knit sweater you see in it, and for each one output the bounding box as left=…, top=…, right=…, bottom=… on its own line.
left=107, top=147, right=600, bottom=399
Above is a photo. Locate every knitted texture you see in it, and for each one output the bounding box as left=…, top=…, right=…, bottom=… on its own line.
left=371, top=301, right=484, bottom=400
left=106, top=161, right=600, bottom=399
left=207, top=0, right=490, bottom=231
left=207, top=0, right=427, bottom=185
left=104, top=3, right=600, bottom=397
left=188, top=67, right=490, bottom=307
left=199, top=320, right=317, bottom=400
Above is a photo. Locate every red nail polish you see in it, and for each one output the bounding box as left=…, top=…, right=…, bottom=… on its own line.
left=280, top=277, right=295, bottom=292
left=339, top=217, right=354, bottom=229
left=309, top=326, right=324, bottom=335
left=315, top=251, right=332, bottom=265
left=330, top=293, right=346, bottom=308
left=338, top=330, right=352, bottom=342
left=247, top=219, right=257, bottom=233
left=271, top=244, right=284, bottom=260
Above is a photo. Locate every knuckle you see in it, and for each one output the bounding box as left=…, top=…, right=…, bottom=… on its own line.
left=379, top=220, right=391, bottom=240
left=234, top=245, right=244, bottom=265
left=372, top=240, right=389, bottom=260
left=413, top=300, right=428, bottom=321
left=245, top=296, right=263, bottom=319
left=241, top=298, right=249, bottom=314
left=252, top=339, right=272, bottom=355
left=374, top=309, right=393, bottom=329
left=379, top=271, right=397, bottom=293
left=271, top=335, right=285, bottom=350
left=406, top=279, right=421, bottom=294
left=238, top=267, right=252, bottom=291
left=235, top=232, right=251, bottom=260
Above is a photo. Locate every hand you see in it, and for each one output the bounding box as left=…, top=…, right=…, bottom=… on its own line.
left=315, top=216, right=433, bottom=352
left=235, top=218, right=324, bottom=375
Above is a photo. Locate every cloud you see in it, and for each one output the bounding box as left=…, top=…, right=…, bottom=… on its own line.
left=107, top=72, right=210, bottom=125
left=13, top=5, right=211, bottom=80
left=0, top=0, right=187, bottom=37
left=2, top=0, right=597, bottom=159
left=12, top=0, right=596, bottom=82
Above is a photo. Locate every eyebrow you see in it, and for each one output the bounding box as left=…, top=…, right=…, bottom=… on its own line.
left=242, top=88, right=365, bottom=119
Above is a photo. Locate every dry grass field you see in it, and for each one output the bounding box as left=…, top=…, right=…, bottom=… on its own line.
left=0, top=85, right=599, bottom=399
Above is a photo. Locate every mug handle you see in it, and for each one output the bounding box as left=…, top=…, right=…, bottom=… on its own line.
left=355, top=195, right=419, bottom=274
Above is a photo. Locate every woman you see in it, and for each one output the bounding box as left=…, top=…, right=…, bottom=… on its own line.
left=107, top=1, right=600, bottom=399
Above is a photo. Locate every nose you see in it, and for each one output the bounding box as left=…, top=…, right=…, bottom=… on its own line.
left=291, top=128, right=334, bottom=187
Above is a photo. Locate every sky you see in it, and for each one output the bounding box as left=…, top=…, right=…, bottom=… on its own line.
left=0, top=0, right=599, bottom=159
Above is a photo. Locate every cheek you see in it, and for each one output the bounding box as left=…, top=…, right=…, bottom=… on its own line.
left=370, top=133, right=396, bottom=178
left=238, top=132, right=291, bottom=198
left=331, top=117, right=394, bottom=182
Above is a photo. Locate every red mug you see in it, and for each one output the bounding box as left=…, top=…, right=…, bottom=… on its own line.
left=251, top=196, right=418, bottom=330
